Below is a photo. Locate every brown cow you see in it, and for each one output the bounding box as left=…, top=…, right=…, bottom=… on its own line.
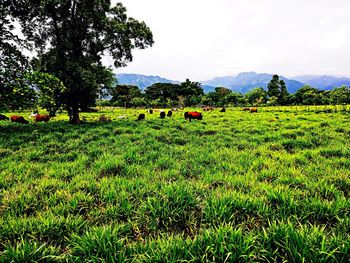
left=167, top=110, right=173, bottom=117
left=242, top=107, right=251, bottom=111
left=184, top=111, right=203, bottom=122
left=250, top=108, right=258, bottom=113
left=31, top=114, right=51, bottom=122
left=11, top=116, right=29, bottom=124
left=0, top=114, right=9, bottom=121
left=203, top=106, right=214, bottom=111
left=99, top=114, right=111, bottom=122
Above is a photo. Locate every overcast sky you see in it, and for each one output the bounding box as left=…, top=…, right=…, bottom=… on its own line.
left=107, top=0, right=350, bottom=81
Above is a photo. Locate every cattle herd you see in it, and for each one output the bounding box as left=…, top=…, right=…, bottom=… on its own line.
left=0, top=107, right=258, bottom=125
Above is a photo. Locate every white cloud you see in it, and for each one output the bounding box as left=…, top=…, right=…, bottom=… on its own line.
left=109, top=0, right=350, bottom=80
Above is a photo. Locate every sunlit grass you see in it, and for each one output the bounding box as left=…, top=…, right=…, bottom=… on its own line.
left=0, top=105, right=349, bottom=261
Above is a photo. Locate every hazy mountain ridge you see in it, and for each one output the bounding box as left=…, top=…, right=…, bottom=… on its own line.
left=202, top=72, right=304, bottom=93
left=292, top=75, right=350, bottom=90
left=116, top=74, right=180, bottom=90
left=116, top=72, right=350, bottom=94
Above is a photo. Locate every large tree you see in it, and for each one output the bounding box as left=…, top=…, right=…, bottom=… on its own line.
left=0, top=1, right=36, bottom=110
left=9, top=0, right=153, bottom=123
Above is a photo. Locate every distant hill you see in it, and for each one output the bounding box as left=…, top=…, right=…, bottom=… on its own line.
left=292, top=75, right=350, bottom=90
left=116, top=73, right=216, bottom=93
left=116, top=72, right=350, bottom=94
left=116, top=74, right=180, bottom=90
left=202, top=72, right=305, bottom=93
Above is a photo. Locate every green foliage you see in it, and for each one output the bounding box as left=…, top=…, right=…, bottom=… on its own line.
left=0, top=1, right=34, bottom=110
left=145, top=79, right=204, bottom=107
left=110, top=85, right=142, bottom=107
left=201, top=88, right=243, bottom=107
left=294, top=85, right=323, bottom=105
left=10, top=0, right=153, bottom=123
left=329, top=86, right=350, bottom=105
left=245, top=87, right=268, bottom=105
left=1, top=106, right=350, bottom=261
left=25, top=71, right=67, bottom=116
left=267, top=75, right=290, bottom=105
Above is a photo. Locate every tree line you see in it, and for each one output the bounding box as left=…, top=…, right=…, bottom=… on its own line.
left=101, top=74, right=350, bottom=108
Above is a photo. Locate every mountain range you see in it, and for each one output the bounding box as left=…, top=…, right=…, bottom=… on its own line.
left=116, top=73, right=180, bottom=90
left=115, top=72, right=350, bottom=94
left=292, top=75, right=350, bottom=90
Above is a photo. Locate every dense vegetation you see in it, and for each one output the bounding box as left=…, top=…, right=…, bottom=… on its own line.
left=106, top=76, right=350, bottom=108
left=0, top=106, right=350, bottom=261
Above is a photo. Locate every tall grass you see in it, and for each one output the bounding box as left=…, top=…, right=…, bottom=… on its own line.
left=0, top=106, right=349, bottom=261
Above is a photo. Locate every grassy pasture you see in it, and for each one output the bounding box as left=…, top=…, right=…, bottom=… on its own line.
left=0, top=106, right=350, bottom=262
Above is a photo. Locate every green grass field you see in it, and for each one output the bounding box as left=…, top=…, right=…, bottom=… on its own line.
left=0, top=106, right=350, bottom=262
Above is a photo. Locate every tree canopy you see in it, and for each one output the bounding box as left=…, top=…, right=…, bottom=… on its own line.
left=267, top=75, right=290, bottom=105
left=5, top=0, right=153, bottom=123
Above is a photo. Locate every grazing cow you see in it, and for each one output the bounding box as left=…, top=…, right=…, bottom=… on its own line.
left=250, top=108, right=258, bottom=113
left=148, top=109, right=153, bottom=114
left=0, top=114, right=9, bottom=121
left=30, top=113, right=51, bottom=122
left=167, top=110, right=173, bottom=117
left=160, top=111, right=166, bottom=119
left=220, top=108, right=226, bottom=112
left=136, top=114, right=145, bottom=121
left=242, top=107, right=251, bottom=111
left=99, top=114, right=111, bottom=122
left=203, top=106, right=214, bottom=111
left=184, top=111, right=203, bottom=122
left=10, top=116, right=29, bottom=124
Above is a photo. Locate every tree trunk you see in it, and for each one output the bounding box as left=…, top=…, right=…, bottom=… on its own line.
left=69, top=107, right=80, bottom=124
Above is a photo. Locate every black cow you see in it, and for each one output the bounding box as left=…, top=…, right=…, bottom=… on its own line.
left=136, top=114, right=145, bottom=121
left=0, top=114, right=9, bottom=121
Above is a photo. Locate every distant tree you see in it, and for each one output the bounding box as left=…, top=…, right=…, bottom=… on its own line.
left=285, top=94, right=296, bottom=105
left=294, top=86, right=322, bottom=105
left=200, top=87, right=233, bottom=106
left=145, top=83, right=181, bottom=106
left=130, top=97, right=146, bottom=107
left=245, top=87, right=267, bottom=105
left=320, top=90, right=331, bottom=105
left=110, top=85, right=142, bottom=107
left=329, top=86, right=350, bottom=105
left=267, top=75, right=290, bottom=105
left=215, top=87, right=231, bottom=97
left=267, top=75, right=280, bottom=98
left=201, top=92, right=219, bottom=106
left=224, top=92, right=243, bottom=106
left=10, top=1, right=153, bottom=123
left=180, top=79, right=204, bottom=106
left=145, top=80, right=203, bottom=107
left=278, top=80, right=289, bottom=105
